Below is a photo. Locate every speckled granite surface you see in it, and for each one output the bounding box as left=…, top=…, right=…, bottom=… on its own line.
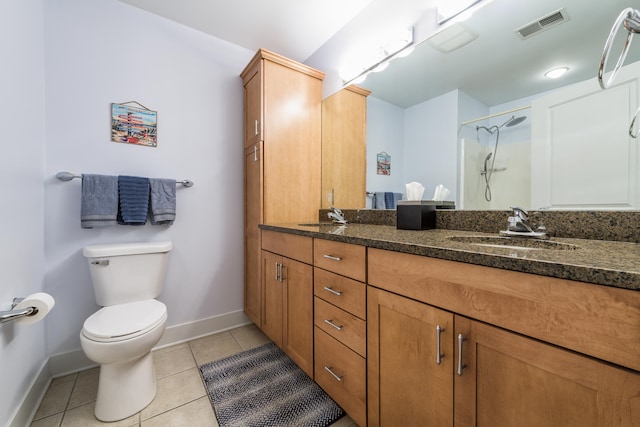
left=260, top=222, right=640, bottom=291
left=319, top=209, right=640, bottom=242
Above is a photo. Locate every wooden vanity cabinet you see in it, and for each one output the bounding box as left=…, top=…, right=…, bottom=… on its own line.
left=367, top=248, right=640, bottom=426
left=261, top=230, right=314, bottom=377
left=240, top=49, right=324, bottom=327
left=321, top=85, right=371, bottom=209
left=313, top=239, right=367, bottom=427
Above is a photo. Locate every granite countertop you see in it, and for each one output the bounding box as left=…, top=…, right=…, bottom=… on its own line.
left=260, top=223, right=640, bottom=291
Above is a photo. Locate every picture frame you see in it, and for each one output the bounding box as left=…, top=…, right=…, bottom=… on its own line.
left=111, top=102, right=158, bottom=147
left=377, top=151, right=391, bottom=175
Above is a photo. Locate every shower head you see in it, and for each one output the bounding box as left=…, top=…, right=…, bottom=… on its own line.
left=502, top=115, right=527, bottom=128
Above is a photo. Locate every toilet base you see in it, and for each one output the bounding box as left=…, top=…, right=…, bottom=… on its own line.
left=94, top=350, right=157, bottom=422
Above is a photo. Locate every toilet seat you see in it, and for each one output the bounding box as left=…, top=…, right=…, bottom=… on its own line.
left=83, top=300, right=167, bottom=343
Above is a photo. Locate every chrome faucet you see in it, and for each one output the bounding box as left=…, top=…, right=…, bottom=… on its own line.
left=500, top=206, right=548, bottom=239
left=327, top=207, right=347, bottom=225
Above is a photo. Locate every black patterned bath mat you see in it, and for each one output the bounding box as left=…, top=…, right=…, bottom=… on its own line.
left=199, top=342, right=345, bottom=427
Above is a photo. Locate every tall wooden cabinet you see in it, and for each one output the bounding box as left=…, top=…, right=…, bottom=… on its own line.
left=241, top=49, right=324, bottom=327
left=321, top=85, right=371, bottom=209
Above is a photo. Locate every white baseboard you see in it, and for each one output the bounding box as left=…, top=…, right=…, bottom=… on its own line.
left=8, top=358, right=51, bottom=427
left=14, top=310, right=251, bottom=427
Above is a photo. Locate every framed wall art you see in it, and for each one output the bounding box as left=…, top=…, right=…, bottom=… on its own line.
left=111, top=101, right=158, bottom=147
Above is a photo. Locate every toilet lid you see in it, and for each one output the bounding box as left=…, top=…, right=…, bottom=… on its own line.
left=83, top=300, right=167, bottom=342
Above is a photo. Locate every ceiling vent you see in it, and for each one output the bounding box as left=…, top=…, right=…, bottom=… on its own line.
left=515, top=8, right=570, bottom=40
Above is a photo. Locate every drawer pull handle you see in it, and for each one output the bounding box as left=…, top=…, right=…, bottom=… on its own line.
left=457, top=333, right=467, bottom=376
left=323, top=254, right=342, bottom=261
left=324, top=366, right=343, bottom=382
left=324, top=319, right=343, bottom=330
left=323, top=286, right=343, bottom=296
left=436, top=325, right=445, bottom=365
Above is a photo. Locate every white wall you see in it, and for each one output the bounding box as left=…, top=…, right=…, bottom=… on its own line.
left=42, top=0, right=252, bottom=365
left=403, top=90, right=459, bottom=201
left=0, top=0, right=47, bottom=425
left=366, top=96, right=405, bottom=196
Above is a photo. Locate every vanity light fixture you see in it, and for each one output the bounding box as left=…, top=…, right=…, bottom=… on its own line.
left=342, top=27, right=415, bottom=87
left=545, top=67, right=569, bottom=78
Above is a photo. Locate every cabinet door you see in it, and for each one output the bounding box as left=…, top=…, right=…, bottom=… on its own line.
left=283, top=257, right=314, bottom=377
left=368, top=287, right=454, bottom=427
left=244, top=65, right=262, bottom=148
left=455, top=315, right=640, bottom=426
left=262, top=60, right=321, bottom=224
left=244, top=143, right=262, bottom=326
left=261, top=250, right=282, bottom=347
left=321, top=86, right=369, bottom=209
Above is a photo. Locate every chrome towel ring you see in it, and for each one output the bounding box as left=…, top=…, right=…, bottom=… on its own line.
left=598, top=8, right=640, bottom=138
left=599, top=8, right=640, bottom=90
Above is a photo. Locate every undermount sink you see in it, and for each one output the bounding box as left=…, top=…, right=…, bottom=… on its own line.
left=448, top=235, right=580, bottom=251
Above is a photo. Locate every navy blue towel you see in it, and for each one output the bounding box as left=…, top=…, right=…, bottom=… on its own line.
left=118, top=175, right=150, bottom=225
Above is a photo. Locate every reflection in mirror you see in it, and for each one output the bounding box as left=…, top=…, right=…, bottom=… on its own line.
left=352, top=0, right=640, bottom=210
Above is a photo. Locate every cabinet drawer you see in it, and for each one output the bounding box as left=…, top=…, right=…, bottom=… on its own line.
left=314, top=239, right=366, bottom=281
left=315, top=328, right=366, bottom=427
left=262, top=229, right=312, bottom=264
left=314, top=297, right=366, bottom=357
left=314, top=268, right=366, bottom=319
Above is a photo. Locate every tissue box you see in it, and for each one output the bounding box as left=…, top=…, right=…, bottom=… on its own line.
left=396, top=201, right=437, bottom=230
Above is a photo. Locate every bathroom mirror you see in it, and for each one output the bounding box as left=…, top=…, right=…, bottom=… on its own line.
left=341, top=0, right=640, bottom=210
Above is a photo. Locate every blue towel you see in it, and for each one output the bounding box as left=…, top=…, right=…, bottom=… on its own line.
left=392, top=192, right=403, bottom=209
left=117, top=175, right=149, bottom=225
left=149, top=178, right=176, bottom=225
left=80, top=174, right=118, bottom=229
left=384, top=192, right=395, bottom=209
left=375, top=192, right=386, bottom=209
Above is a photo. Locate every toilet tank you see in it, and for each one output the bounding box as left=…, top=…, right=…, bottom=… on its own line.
left=83, top=241, right=173, bottom=306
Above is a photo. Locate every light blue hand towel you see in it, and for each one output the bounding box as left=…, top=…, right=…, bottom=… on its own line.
left=149, top=178, right=176, bottom=225
left=80, top=174, right=118, bottom=229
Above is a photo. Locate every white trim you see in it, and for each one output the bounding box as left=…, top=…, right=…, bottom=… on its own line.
left=8, top=359, right=51, bottom=427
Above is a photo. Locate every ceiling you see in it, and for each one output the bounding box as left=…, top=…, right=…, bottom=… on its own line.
left=118, top=0, right=375, bottom=62
left=118, top=0, right=640, bottom=108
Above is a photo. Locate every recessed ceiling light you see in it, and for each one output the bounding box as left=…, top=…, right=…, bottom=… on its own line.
left=545, top=67, right=569, bottom=78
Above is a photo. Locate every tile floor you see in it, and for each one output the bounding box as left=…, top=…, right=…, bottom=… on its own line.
left=30, top=324, right=356, bottom=427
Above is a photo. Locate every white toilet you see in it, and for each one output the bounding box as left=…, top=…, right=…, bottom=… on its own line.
left=80, top=241, right=172, bottom=422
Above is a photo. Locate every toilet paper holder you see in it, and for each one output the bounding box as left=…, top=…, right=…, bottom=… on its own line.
left=0, top=297, right=38, bottom=324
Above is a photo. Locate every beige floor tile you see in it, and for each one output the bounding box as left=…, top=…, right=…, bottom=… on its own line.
left=154, top=345, right=196, bottom=379
left=30, top=412, right=63, bottom=427
left=67, top=370, right=98, bottom=409
left=77, top=367, right=99, bottom=378
left=230, top=323, right=271, bottom=350
left=153, top=342, right=188, bottom=357
left=60, top=402, right=139, bottom=427
left=50, top=373, right=77, bottom=386
left=141, top=396, right=218, bottom=427
left=33, top=377, right=76, bottom=420
left=189, top=332, right=242, bottom=366
left=140, top=368, right=206, bottom=421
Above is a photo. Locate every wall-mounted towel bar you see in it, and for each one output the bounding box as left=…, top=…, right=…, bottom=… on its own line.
left=55, top=171, right=194, bottom=187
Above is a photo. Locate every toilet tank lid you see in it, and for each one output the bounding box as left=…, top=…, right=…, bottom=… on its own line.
left=83, top=241, right=173, bottom=258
